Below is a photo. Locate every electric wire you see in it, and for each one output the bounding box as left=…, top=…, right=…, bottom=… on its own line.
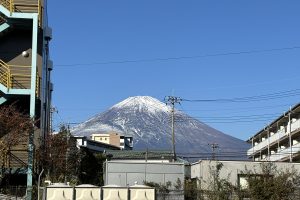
left=182, top=88, right=300, bottom=103
left=56, top=46, right=300, bottom=67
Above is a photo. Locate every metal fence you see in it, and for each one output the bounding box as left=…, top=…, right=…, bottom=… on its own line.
left=156, top=190, right=184, bottom=200
left=0, top=186, right=27, bottom=200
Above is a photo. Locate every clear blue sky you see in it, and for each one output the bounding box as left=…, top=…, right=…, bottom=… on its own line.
left=49, top=1, right=300, bottom=140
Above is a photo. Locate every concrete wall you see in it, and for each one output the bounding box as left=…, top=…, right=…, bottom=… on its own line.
left=105, top=161, right=185, bottom=188
left=191, top=160, right=300, bottom=189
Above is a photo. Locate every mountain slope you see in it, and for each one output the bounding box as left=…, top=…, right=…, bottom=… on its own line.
left=72, top=96, right=249, bottom=159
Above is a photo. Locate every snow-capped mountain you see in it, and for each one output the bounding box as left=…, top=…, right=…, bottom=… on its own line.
left=72, top=96, right=250, bottom=160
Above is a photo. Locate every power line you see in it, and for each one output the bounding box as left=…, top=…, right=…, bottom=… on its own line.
left=182, top=88, right=300, bottom=103
left=178, top=102, right=295, bottom=112
left=56, top=46, right=300, bottom=67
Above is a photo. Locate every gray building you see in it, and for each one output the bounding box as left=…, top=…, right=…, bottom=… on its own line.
left=104, top=160, right=185, bottom=188
left=191, top=160, right=300, bottom=189
left=103, top=151, right=188, bottom=188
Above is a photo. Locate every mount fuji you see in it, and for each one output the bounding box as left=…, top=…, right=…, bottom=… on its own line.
left=71, top=96, right=249, bottom=160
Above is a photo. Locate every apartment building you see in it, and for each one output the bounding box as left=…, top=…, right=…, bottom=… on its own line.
left=75, top=136, right=121, bottom=152
left=91, top=132, right=133, bottom=150
left=247, top=103, right=300, bottom=162
left=0, top=0, right=52, bottom=197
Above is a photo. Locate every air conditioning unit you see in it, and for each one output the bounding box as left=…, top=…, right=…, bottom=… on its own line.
left=44, top=27, right=52, bottom=40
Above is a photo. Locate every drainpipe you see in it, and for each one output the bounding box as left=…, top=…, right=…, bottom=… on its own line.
left=267, top=126, right=270, bottom=160
left=289, top=107, right=293, bottom=162
left=252, top=137, right=254, bottom=161
left=277, top=122, right=280, bottom=157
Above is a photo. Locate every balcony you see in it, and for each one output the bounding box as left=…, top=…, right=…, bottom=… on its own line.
left=0, top=60, right=40, bottom=97
left=247, top=129, right=286, bottom=156
left=291, top=119, right=300, bottom=133
left=269, top=142, right=300, bottom=161
left=0, top=0, right=43, bottom=25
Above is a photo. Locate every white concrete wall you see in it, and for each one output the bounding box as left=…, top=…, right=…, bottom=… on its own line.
left=191, top=160, right=300, bottom=189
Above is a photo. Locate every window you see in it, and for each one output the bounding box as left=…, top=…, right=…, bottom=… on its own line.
left=238, top=175, right=248, bottom=189
left=238, top=174, right=273, bottom=190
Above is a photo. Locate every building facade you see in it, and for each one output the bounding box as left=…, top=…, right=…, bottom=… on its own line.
left=91, top=132, right=133, bottom=150
left=104, top=160, right=185, bottom=188
left=247, top=103, right=300, bottom=162
left=0, top=0, right=52, bottom=197
left=75, top=136, right=121, bottom=152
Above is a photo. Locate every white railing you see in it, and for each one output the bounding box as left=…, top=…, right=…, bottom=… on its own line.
left=247, top=129, right=286, bottom=156
left=269, top=143, right=300, bottom=161
left=269, top=129, right=286, bottom=144
left=291, top=119, right=300, bottom=133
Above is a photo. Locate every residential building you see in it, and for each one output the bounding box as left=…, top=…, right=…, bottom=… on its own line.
left=75, top=136, right=121, bottom=152
left=0, top=0, right=52, bottom=197
left=91, top=132, right=133, bottom=150
left=247, top=103, right=300, bottom=162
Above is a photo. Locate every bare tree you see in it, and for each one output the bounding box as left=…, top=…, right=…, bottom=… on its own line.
left=36, top=125, right=80, bottom=183
left=0, top=104, right=33, bottom=183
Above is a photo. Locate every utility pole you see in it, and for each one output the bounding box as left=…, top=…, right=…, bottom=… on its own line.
left=288, top=107, right=293, bottom=162
left=209, top=143, right=219, bottom=160
left=65, top=124, right=70, bottom=183
left=165, top=96, right=182, bottom=161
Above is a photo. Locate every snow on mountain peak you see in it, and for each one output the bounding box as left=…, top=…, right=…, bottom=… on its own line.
left=111, top=96, right=170, bottom=114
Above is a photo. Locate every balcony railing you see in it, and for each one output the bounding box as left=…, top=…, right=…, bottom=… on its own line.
left=291, top=119, right=300, bottom=133
left=0, top=60, right=40, bottom=97
left=247, top=129, right=286, bottom=156
left=0, top=0, right=43, bottom=25
left=0, top=59, right=11, bottom=88
left=269, top=142, right=300, bottom=161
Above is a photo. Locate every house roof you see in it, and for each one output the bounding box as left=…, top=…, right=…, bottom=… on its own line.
left=104, top=150, right=173, bottom=160
left=104, top=150, right=190, bottom=164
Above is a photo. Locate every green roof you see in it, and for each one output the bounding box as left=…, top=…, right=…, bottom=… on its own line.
left=104, top=150, right=189, bottom=164
left=104, top=150, right=173, bottom=160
